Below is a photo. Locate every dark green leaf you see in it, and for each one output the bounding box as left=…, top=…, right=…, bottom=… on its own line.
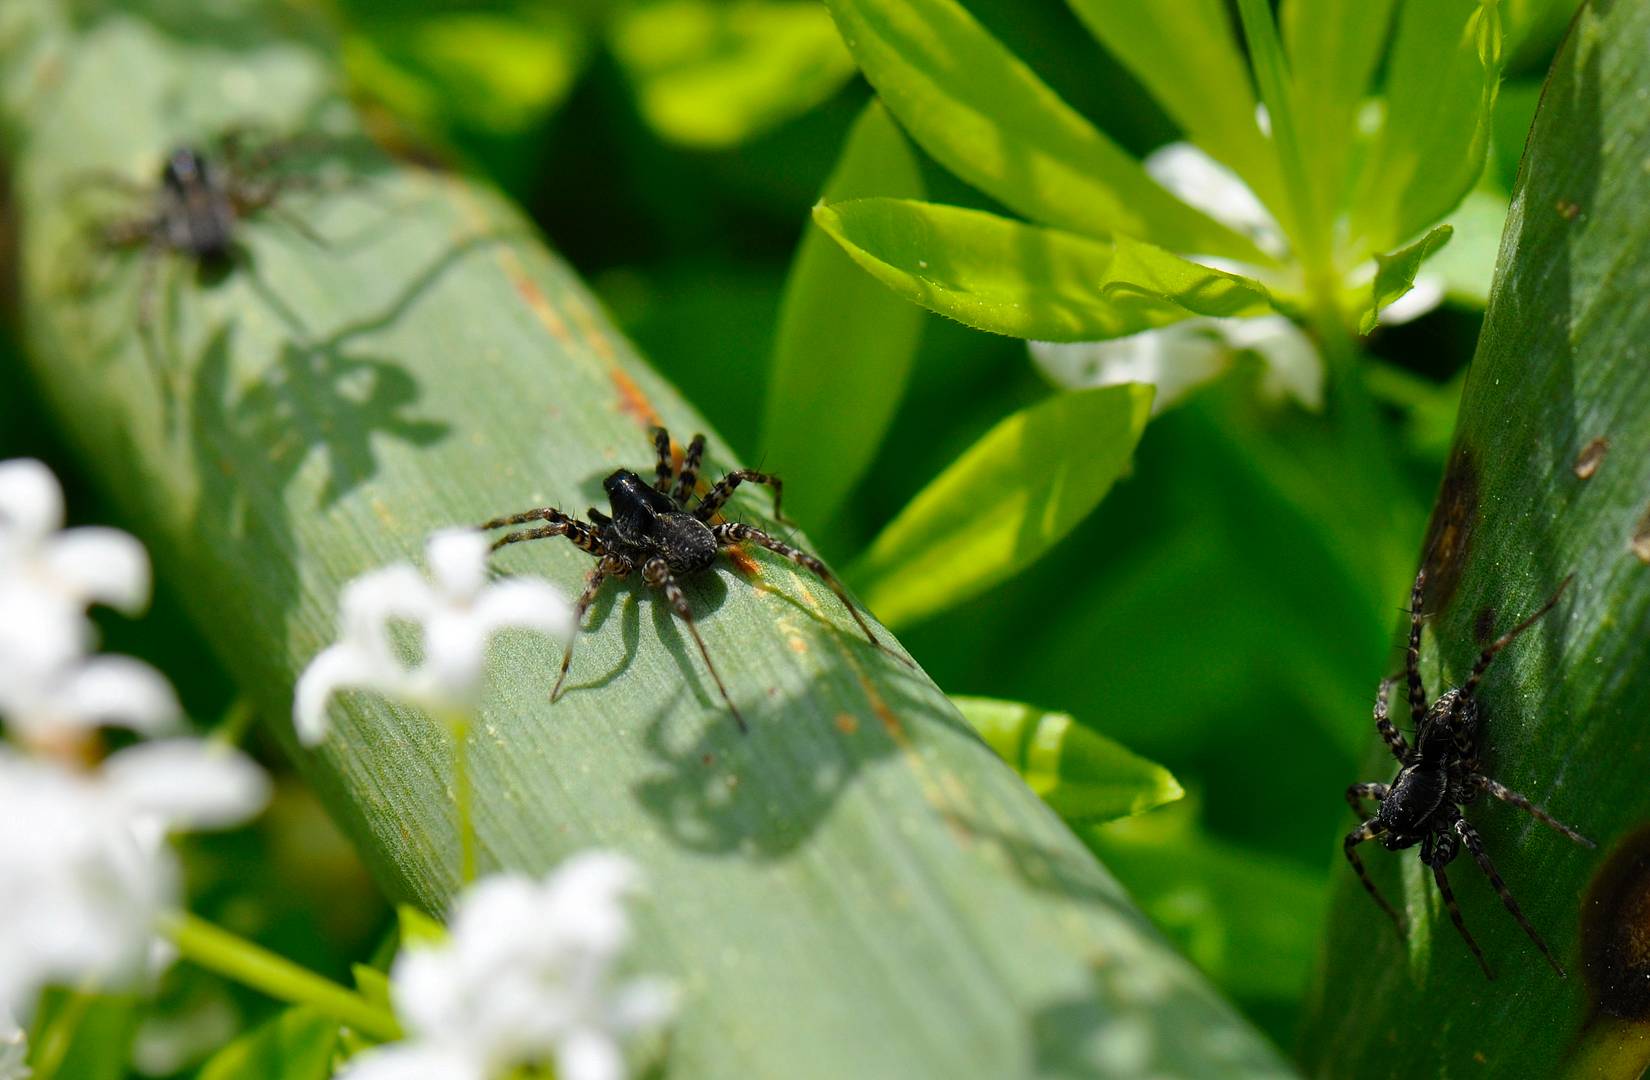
left=763, top=100, right=925, bottom=526
left=814, top=197, right=1274, bottom=341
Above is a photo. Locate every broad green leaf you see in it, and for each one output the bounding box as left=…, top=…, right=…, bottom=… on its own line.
left=762, top=100, right=925, bottom=527
left=849, top=384, right=1153, bottom=627
left=952, top=696, right=1183, bottom=824
left=1303, top=2, right=1650, bottom=1073
left=0, top=2, right=1294, bottom=1076
left=814, top=197, right=1274, bottom=342
left=822, top=0, right=1268, bottom=261
left=1359, top=223, right=1453, bottom=333
left=198, top=1007, right=338, bottom=1080
left=1279, top=0, right=1396, bottom=228
left=1065, top=0, right=1285, bottom=230
left=1348, top=0, right=1504, bottom=255
left=607, top=0, right=857, bottom=148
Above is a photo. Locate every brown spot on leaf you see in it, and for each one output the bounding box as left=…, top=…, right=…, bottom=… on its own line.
left=1558, top=199, right=1583, bottom=221
left=834, top=713, right=859, bottom=735
left=1581, top=826, right=1650, bottom=1018
left=1474, top=606, right=1498, bottom=647
left=1632, top=505, right=1650, bottom=565
left=1421, top=445, right=1481, bottom=612
left=1575, top=437, right=1610, bottom=480
left=610, top=368, right=661, bottom=430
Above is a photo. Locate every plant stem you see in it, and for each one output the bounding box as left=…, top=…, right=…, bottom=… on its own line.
left=440, top=709, right=478, bottom=884
left=162, top=911, right=401, bottom=1042
left=26, top=988, right=96, bottom=1080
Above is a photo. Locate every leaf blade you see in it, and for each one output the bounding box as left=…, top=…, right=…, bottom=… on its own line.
left=1359, top=223, right=1454, bottom=333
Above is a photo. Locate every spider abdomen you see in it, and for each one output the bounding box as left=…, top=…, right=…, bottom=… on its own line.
left=1378, top=763, right=1449, bottom=843
left=655, top=512, right=717, bottom=574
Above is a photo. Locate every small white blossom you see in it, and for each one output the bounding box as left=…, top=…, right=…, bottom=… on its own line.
left=295, top=529, right=572, bottom=744
left=0, top=653, right=180, bottom=747
left=0, top=742, right=268, bottom=1018
left=0, top=460, right=150, bottom=673
left=339, top=854, right=675, bottom=1080
left=1031, top=315, right=1321, bottom=414
left=1146, top=142, right=1288, bottom=262
left=0, top=1007, right=26, bottom=1080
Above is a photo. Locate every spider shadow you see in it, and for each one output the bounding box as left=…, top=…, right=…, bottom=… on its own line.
left=556, top=571, right=730, bottom=702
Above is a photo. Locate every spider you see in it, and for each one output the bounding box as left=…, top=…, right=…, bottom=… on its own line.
left=480, top=427, right=892, bottom=732
left=1343, top=568, right=1595, bottom=979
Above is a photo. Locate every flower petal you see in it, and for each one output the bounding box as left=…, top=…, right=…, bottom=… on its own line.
left=1145, top=142, right=1286, bottom=259
left=0, top=459, right=64, bottom=543
left=58, top=654, right=182, bottom=736
left=335, top=1041, right=487, bottom=1080
left=100, top=739, right=270, bottom=829
left=42, top=527, right=151, bottom=613
left=293, top=643, right=376, bottom=745
left=472, top=579, right=573, bottom=640
left=425, top=530, right=489, bottom=602
left=556, top=1028, right=625, bottom=1080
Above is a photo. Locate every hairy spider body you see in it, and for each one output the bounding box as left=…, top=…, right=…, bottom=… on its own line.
left=481, top=428, right=893, bottom=731
left=1343, top=569, right=1594, bottom=979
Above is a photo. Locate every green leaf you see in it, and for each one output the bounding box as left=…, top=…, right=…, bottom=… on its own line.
left=350, top=965, right=394, bottom=1015
left=0, top=3, right=1294, bottom=1076
left=1348, top=0, right=1504, bottom=255
left=814, top=197, right=1274, bottom=342
left=606, top=0, right=857, bottom=148
left=395, top=905, right=446, bottom=949
left=197, top=1007, right=339, bottom=1080
left=952, top=696, right=1183, bottom=824
left=822, top=0, right=1268, bottom=261
left=1429, top=188, right=1509, bottom=307
left=762, top=100, right=925, bottom=526
left=1359, top=223, right=1453, bottom=333
left=25, top=991, right=138, bottom=1080
left=849, top=384, right=1153, bottom=627
left=1065, top=0, right=1285, bottom=232
left=1303, top=2, right=1650, bottom=1073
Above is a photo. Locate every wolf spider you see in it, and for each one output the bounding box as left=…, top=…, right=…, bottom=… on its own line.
left=481, top=427, right=893, bottom=731
left=1343, top=568, right=1594, bottom=978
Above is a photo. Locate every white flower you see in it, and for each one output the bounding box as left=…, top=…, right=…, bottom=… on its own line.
left=0, top=1007, right=26, bottom=1080
left=1031, top=315, right=1322, bottom=415
left=295, top=529, right=573, bottom=745
left=0, top=460, right=150, bottom=674
left=338, top=854, right=675, bottom=1080
left=0, top=653, right=180, bottom=747
left=0, top=742, right=268, bottom=1018
left=1146, top=142, right=1288, bottom=262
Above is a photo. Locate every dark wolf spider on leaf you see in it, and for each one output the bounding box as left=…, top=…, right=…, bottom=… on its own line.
left=481, top=427, right=898, bottom=732
left=1344, top=568, right=1594, bottom=979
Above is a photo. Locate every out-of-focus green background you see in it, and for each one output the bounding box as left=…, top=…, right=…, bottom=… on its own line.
left=0, top=0, right=1572, bottom=1069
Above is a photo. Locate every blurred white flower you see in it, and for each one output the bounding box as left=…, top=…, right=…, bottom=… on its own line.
left=1146, top=142, right=1288, bottom=261
left=0, top=742, right=268, bottom=1018
left=295, top=529, right=573, bottom=745
left=339, top=853, right=675, bottom=1080
left=0, top=459, right=150, bottom=673
left=0, top=1007, right=26, bottom=1080
left=0, top=653, right=180, bottom=748
left=1031, top=315, right=1322, bottom=415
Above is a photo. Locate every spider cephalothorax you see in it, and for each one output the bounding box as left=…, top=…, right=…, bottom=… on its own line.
left=1343, top=568, right=1594, bottom=978
left=480, top=427, right=892, bottom=731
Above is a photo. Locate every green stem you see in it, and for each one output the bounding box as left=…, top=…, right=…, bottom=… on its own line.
left=441, top=708, right=478, bottom=884
left=26, top=988, right=96, bottom=1080
left=163, top=912, right=401, bottom=1042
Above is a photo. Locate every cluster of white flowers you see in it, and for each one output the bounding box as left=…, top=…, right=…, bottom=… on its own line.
left=295, top=528, right=572, bottom=744
left=342, top=854, right=675, bottom=1080
left=0, top=460, right=269, bottom=1033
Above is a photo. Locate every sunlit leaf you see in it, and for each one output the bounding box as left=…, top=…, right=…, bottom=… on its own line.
left=822, top=0, right=1267, bottom=261
left=953, top=695, right=1183, bottom=824
left=1359, top=223, right=1453, bottom=333
left=1348, top=0, right=1504, bottom=255
left=350, top=965, right=393, bottom=1015
left=849, top=383, right=1153, bottom=627
left=395, top=905, right=445, bottom=949
left=1065, top=0, right=1284, bottom=229
left=607, top=0, right=857, bottom=148
left=763, top=101, right=925, bottom=526
left=814, top=197, right=1274, bottom=342
left=197, top=1007, right=338, bottom=1080
left=1304, top=2, right=1650, bottom=1072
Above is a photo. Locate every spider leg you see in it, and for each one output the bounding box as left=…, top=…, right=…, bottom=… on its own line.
left=1373, top=676, right=1410, bottom=761
left=1429, top=859, right=1494, bottom=980
left=672, top=434, right=707, bottom=505
left=695, top=469, right=786, bottom=523
left=650, top=426, right=674, bottom=493
left=1461, top=574, right=1573, bottom=701
left=1454, top=816, right=1566, bottom=976
left=550, top=554, right=630, bottom=703
left=480, top=507, right=603, bottom=555
left=1473, top=774, right=1595, bottom=848
left=642, top=555, right=746, bottom=733
left=1405, top=568, right=1428, bottom=726
left=1344, top=820, right=1404, bottom=933
left=1345, top=782, right=1390, bottom=817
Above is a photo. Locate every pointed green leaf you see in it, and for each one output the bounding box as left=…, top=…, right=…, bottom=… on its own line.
left=1305, top=2, right=1650, bottom=1072
left=1359, top=223, right=1453, bottom=333
left=953, top=696, right=1183, bottom=824
left=814, top=197, right=1274, bottom=342
left=763, top=101, right=925, bottom=526
left=395, top=905, right=446, bottom=949
left=822, top=0, right=1267, bottom=261
left=850, top=383, right=1153, bottom=627
left=1349, top=0, right=1504, bottom=255
left=198, top=1007, right=338, bottom=1080
left=350, top=965, right=394, bottom=1015
left=1065, top=0, right=1285, bottom=227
